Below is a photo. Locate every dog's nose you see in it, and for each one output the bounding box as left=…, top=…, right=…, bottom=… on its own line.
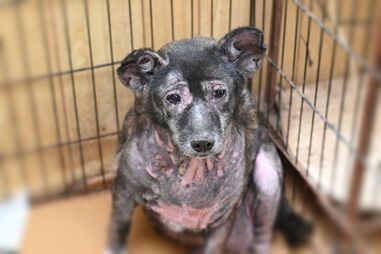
left=191, top=140, right=215, bottom=153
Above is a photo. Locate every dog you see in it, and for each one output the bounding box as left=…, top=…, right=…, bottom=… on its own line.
left=105, top=26, right=311, bottom=254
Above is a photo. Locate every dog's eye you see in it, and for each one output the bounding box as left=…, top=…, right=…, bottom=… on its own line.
left=213, top=89, right=226, bottom=99
left=167, top=94, right=181, bottom=104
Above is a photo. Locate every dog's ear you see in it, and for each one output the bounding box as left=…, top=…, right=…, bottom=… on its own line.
left=117, top=48, right=167, bottom=91
left=219, top=27, right=267, bottom=78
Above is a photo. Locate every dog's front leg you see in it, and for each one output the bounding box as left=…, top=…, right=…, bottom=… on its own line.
left=106, top=174, right=137, bottom=254
left=194, top=220, right=232, bottom=254
left=250, top=141, right=282, bottom=254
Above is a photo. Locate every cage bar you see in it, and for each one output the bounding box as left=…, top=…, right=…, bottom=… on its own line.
left=346, top=17, right=381, bottom=219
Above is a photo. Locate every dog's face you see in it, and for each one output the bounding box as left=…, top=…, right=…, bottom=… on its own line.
left=118, top=27, right=266, bottom=157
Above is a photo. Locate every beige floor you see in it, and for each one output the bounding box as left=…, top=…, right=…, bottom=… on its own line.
left=19, top=189, right=333, bottom=254
left=19, top=165, right=381, bottom=254
left=20, top=186, right=381, bottom=254
left=21, top=191, right=186, bottom=254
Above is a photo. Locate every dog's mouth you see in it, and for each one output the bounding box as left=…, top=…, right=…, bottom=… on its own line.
left=189, top=153, right=215, bottom=159
left=179, top=140, right=227, bottom=159
left=181, top=151, right=217, bottom=159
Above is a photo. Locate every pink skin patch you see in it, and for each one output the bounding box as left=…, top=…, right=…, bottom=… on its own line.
left=154, top=129, right=165, bottom=147
left=169, top=153, right=177, bottom=164
left=180, top=157, right=217, bottom=186
left=181, top=157, right=203, bottom=186
left=241, top=57, right=257, bottom=73
left=203, top=81, right=226, bottom=93
left=166, top=85, right=193, bottom=112
left=254, top=148, right=279, bottom=194
left=179, top=87, right=192, bottom=106
left=151, top=129, right=179, bottom=177
left=166, top=139, right=175, bottom=152
left=217, top=145, right=226, bottom=159
left=194, top=163, right=204, bottom=182
left=146, top=165, right=158, bottom=179
left=165, top=71, right=193, bottom=111
left=205, top=158, right=213, bottom=171
left=152, top=201, right=217, bottom=230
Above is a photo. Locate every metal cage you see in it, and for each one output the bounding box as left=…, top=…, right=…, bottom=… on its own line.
left=0, top=0, right=380, bottom=251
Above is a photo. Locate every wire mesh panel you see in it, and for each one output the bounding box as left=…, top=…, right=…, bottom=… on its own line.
left=260, top=0, right=381, bottom=244
left=0, top=0, right=263, bottom=202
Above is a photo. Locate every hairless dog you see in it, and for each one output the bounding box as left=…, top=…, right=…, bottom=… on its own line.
left=106, top=27, right=312, bottom=254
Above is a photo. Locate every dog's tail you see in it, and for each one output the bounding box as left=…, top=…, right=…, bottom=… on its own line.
left=275, top=197, right=313, bottom=245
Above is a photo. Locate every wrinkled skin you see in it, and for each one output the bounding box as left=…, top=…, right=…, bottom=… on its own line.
left=106, top=27, right=286, bottom=254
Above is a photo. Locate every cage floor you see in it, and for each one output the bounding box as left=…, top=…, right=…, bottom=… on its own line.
left=278, top=75, right=381, bottom=211
left=20, top=175, right=381, bottom=254
left=20, top=191, right=331, bottom=254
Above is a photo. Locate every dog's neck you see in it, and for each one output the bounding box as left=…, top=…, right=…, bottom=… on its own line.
left=151, top=124, right=242, bottom=186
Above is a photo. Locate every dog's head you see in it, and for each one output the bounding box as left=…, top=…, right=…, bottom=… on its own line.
left=118, top=27, right=266, bottom=157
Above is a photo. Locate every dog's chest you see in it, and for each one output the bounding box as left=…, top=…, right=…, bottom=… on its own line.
left=126, top=130, right=247, bottom=231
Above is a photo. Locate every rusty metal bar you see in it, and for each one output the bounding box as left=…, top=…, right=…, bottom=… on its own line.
left=265, top=0, right=283, bottom=112
left=346, top=18, right=381, bottom=220
left=247, top=0, right=256, bottom=93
